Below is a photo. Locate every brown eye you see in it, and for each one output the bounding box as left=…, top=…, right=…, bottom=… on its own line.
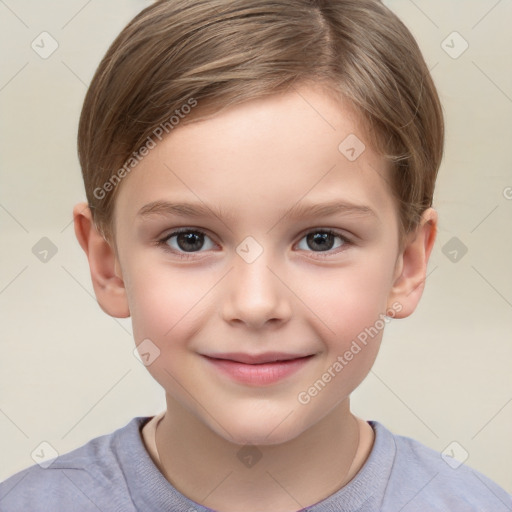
left=296, top=230, right=349, bottom=254
left=161, top=229, right=215, bottom=253
left=306, top=232, right=336, bottom=251
left=175, top=232, right=204, bottom=252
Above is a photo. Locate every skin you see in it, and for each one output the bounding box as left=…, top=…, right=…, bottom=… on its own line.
left=73, top=83, right=437, bottom=512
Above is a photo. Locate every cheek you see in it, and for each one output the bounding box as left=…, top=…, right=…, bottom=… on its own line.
left=126, top=264, right=212, bottom=392
left=298, top=260, right=394, bottom=340
left=127, top=263, right=215, bottom=344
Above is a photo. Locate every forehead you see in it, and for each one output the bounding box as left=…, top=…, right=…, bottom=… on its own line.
left=113, top=84, right=396, bottom=230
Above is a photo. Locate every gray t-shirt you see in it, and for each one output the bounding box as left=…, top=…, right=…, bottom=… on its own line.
left=1, top=416, right=511, bottom=511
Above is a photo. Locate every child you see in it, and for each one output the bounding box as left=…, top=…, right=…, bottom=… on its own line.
left=1, top=0, right=511, bottom=510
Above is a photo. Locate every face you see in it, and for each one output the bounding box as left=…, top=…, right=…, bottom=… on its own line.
left=112, top=84, right=404, bottom=445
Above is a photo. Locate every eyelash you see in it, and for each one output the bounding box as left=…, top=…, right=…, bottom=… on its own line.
left=156, top=227, right=353, bottom=260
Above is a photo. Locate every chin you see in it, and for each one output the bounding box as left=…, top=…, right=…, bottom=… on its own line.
left=211, top=413, right=308, bottom=447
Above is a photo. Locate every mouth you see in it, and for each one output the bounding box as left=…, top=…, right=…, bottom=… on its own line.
left=202, top=352, right=315, bottom=364
left=201, top=352, right=316, bottom=385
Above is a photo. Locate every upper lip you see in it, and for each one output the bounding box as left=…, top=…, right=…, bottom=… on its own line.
left=202, top=352, right=315, bottom=365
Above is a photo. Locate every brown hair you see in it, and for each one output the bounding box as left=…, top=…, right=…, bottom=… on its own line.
left=77, top=0, right=444, bottom=249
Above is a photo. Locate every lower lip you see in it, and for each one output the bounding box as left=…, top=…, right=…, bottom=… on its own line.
left=202, top=355, right=314, bottom=386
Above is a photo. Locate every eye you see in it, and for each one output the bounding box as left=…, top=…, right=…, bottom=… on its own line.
left=158, top=228, right=216, bottom=256
left=156, top=227, right=352, bottom=259
left=296, top=229, right=351, bottom=255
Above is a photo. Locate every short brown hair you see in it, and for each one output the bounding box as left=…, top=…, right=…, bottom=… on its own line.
left=77, top=0, right=444, bottom=249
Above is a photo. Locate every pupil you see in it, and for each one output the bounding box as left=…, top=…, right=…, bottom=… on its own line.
left=175, top=232, right=335, bottom=253
left=308, top=232, right=333, bottom=252
left=177, top=232, right=203, bottom=252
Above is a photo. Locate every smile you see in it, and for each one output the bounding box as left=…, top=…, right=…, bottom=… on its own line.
left=201, top=353, right=315, bottom=386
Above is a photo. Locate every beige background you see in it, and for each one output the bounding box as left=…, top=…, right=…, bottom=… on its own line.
left=1, top=0, right=511, bottom=495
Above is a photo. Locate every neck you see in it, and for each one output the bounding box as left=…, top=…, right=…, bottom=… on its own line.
left=154, top=394, right=374, bottom=512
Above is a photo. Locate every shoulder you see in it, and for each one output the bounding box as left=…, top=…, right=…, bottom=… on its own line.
left=0, top=416, right=150, bottom=512
left=371, top=421, right=512, bottom=511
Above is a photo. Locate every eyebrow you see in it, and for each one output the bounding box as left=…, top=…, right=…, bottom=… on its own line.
left=136, top=200, right=234, bottom=221
left=136, top=199, right=377, bottom=222
left=279, top=200, right=377, bottom=221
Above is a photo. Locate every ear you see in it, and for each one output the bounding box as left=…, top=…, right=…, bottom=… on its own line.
left=386, top=207, right=437, bottom=318
left=73, top=202, right=130, bottom=318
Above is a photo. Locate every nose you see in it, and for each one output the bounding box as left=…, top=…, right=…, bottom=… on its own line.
left=221, top=251, right=292, bottom=330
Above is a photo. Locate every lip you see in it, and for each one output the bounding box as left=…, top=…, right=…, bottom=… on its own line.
left=203, top=351, right=314, bottom=364
left=201, top=352, right=315, bottom=386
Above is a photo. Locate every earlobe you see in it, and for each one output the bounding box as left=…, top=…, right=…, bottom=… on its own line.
left=72, top=202, right=130, bottom=318
left=386, top=208, right=438, bottom=319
